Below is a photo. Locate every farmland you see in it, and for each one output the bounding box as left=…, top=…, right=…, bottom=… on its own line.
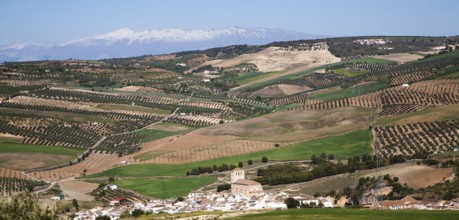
left=86, top=129, right=371, bottom=178
left=115, top=176, right=215, bottom=199
left=0, top=137, right=83, bottom=170
left=228, top=208, right=459, bottom=220
left=1, top=35, right=459, bottom=213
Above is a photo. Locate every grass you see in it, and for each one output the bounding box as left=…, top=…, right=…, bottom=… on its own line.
left=227, top=71, right=281, bottom=85
left=375, top=104, right=459, bottom=126
left=0, top=137, right=83, bottom=156
left=115, top=176, right=215, bottom=199
left=332, top=68, right=368, bottom=77
left=229, top=208, right=459, bottom=220
left=86, top=129, right=371, bottom=178
left=135, top=126, right=194, bottom=143
left=0, top=137, right=83, bottom=169
left=62, top=112, right=115, bottom=124
left=274, top=103, right=300, bottom=111
left=309, top=81, right=388, bottom=101
left=96, top=104, right=171, bottom=115
left=348, top=57, right=397, bottom=64
left=134, top=150, right=169, bottom=161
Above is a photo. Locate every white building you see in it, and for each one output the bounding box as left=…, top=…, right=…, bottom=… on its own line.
left=230, top=168, right=264, bottom=198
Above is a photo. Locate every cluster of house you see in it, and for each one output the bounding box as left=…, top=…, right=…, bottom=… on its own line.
left=381, top=195, right=459, bottom=210
left=72, top=168, right=459, bottom=220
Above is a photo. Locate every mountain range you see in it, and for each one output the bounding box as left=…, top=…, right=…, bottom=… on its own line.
left=0, top=27, right=326, bottom=62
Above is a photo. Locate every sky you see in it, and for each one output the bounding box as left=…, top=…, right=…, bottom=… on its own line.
left=1, top=0, right=458, bottom=45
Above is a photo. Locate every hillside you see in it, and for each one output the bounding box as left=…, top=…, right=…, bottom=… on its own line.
left=1, top=36, right=459, bottom=211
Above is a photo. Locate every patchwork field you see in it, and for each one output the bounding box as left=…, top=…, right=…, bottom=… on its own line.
left=366, top=162, right=454, bottom=189
left=198, top=107, right=374, bottom=142
left=0, top=137, right=83, bottom=170
left=115, top=176, right=215, bottom=199
left=372, top=53, right=424, bottom=63
left=86, top=129, right=371, bottom=178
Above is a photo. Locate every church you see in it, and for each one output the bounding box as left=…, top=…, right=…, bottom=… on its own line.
left=230, top=168, right=264, bottom=198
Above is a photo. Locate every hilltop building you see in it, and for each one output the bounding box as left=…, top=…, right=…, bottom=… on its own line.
left=230, top=168, right=264, bottom=198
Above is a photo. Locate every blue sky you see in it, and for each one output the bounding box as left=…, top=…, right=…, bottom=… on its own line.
left=1, top=0, right=458, bottom=45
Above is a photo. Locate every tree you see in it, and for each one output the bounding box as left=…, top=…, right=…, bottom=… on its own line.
left=219, top=119, right=224, bottom=124
left=238, top=161, right=243, bottom=168
left=95, top=216, right=111, bottom=220
left=131, top=209, right=145, bottom=218
left=217, top=184, right=231, bottom=192
left=284, top=198, right=300, bottom=209
left=108, top=177, right=115, bottom=183
left=0, top=192, right=58, bottom=219
left=72, top=199, right=79, bottom=211
left=261, top=156, right=268, bottom=163
left=274, top=143, right=280, bottom=148
left=311, top=154, right=318, bottom=164
left=248, top=159, right=253, bottom=165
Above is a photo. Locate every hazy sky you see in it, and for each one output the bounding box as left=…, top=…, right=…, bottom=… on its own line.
left=1, top=0, right=458, bottom=45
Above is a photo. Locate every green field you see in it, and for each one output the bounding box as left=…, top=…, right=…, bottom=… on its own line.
left=332, top=68, right=368, bottom=77
left=348, top=57, right=397, bottom=64
left=227, top=71, right=281, bottom=85
left=0, top=137, right=83, bottom=155
left=87, top=129, right=371, bottom=178
left=135, top=126, right=194, bottom=143
left=62, top=113, right=115, bottom=124
left=96, top=104, right=171, bottom=115
left=229, top=208, right=459, bottom=220
left=309, top=81, right=388, bottom=101
left=0, top=137, right=83, bottom=169
left=116, top=176, right=215, bottom=199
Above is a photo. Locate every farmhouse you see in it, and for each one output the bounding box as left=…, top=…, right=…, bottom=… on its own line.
left=230, top=168, right=264, bottom=198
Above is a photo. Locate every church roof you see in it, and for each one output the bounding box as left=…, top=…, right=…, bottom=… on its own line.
left=232, top=179, right=261, bottom=186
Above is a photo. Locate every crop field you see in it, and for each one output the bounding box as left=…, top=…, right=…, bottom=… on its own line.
left=115, top=176, right=215, bottom=199
left=198, top=107, right=373, bottom=142
left=309, top=81, right=389, bottom=101
left=96, top=104, right=171, bottom=115
left=348, top=57, right=398, bottom=64
left=229, top=208, right=459, bottom=220
left=86, top=129, right=371, bottom=178
left=0, top=137, right=83, bottom=170
left=376, top=103, right=459, bottom=126
left=225, top=71, right=281, bottom=85
left=331, top=67, right=368, bottom=77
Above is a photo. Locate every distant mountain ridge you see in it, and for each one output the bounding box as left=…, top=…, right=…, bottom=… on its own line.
left=0, top=27, right=327, bottom=62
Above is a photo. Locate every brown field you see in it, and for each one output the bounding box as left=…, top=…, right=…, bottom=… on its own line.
left=376, top=103, right=459, bottom=126
left=252, top=84, right=312, bottom=98
left=365, top=162, right=453, bottom=189
left=28, top=152, right=121, bottom=181
left=129, top=133, right=270, bottom=164
left=190, top=46, right=340, bottom=73
left=0, top=133, right=23, bottom=139
left=0, top=167, right=31, bottom=180
left=0, top=153, right=72, bottom=171
left=59, top=179, right=99, bottom=201
left=198, top=107, right=373, bottom=142
left=114, top=86, right=142, bottom=92
left=372, top=53, right=424, bottom=63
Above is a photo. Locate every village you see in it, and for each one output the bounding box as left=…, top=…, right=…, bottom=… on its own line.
left=72, top=168, right=459, bottom=220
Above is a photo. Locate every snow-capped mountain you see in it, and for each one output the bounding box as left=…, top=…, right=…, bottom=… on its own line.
left=0, top=27, right=326, bottom=62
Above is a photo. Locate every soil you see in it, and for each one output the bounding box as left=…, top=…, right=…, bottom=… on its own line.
left=252, top=84, right=312, bottom=98
left=0, top=153, right=71, bottom=170
left=372, top=53, right=423, bottom=63
left=59, top=179, right=99, bottom=201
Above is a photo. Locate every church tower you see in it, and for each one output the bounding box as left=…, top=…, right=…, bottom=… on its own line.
left=231, top=168, right=245, bottom=183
